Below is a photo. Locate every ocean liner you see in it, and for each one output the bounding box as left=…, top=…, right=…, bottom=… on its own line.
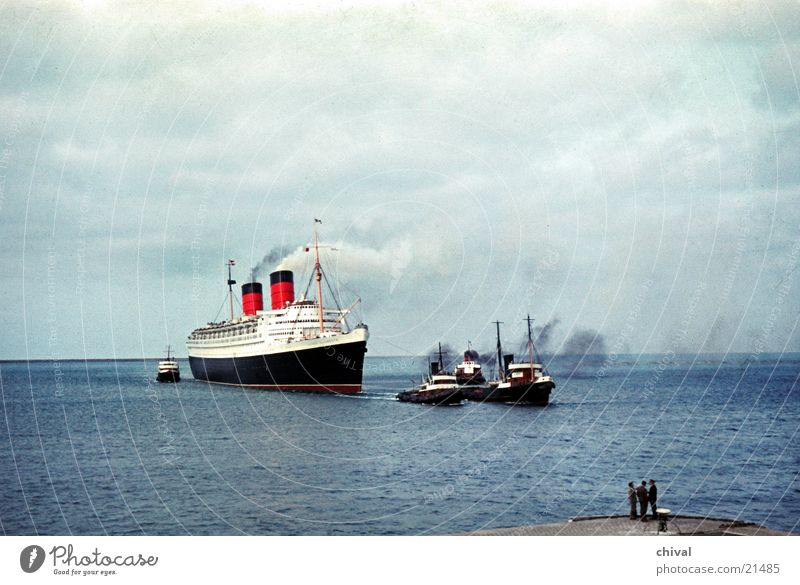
left=186, top=222, right=369, bottom=393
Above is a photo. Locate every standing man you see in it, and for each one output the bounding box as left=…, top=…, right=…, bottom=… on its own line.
left=628, top=482, right=637, bottom=519
left=636, top=480, right=648, bottom=520
left=649, top=479, right=658, bottom=519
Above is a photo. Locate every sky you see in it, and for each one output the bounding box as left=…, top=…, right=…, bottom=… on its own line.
left=0, top=0, right=798, bottom=359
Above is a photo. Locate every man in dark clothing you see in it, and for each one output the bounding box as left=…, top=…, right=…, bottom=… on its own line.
left=636, top=481, right=648, bottom=520
left=649, top=479, right=658, bottom=519
left=628, top=482, right=637, bottom=519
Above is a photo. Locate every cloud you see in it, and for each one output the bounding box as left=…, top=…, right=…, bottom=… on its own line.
left=1, top=0, right=799, bottom=358
left=753, top=42, right=800, bottom=113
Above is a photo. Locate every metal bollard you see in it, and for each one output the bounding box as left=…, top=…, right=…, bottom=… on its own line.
left=656, top=508, right=671, bottom=533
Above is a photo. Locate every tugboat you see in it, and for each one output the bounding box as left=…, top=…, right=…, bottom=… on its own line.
left=455, top=344, right=490, bottom=400
left=397, top=343, right=464, bottom=405
left=156, top=345, right=180, bottom=383
left=454, top=344, right=487, bottom=386
left=186, top=220, right=368, bottom=393
left=469, top=316, right=555, bottom=405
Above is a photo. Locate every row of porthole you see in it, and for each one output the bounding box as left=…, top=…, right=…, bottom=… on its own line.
left=191, top=324, right=341, bottom=341
left=192, top=332, right=258, bottom=341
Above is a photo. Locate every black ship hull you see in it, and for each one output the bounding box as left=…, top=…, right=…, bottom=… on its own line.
left=188, top=340, right=367, bottom=394
left=455, top=373, right=486, bottom=386
left=465, top=380, right=554, bottom=405
left=156, top=371, right=180, bottom=383
left=397, top=388, right=464, bottom=405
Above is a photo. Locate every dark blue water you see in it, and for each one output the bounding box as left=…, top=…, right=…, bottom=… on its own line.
left=1, top=354, right=798, bottom=535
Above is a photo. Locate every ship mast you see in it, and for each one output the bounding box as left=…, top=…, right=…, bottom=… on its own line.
left=493, top=320, right=504, bottom=381
left=226, top=259, right=236, bottom=321
left=314, top=219, right=324, bottom=333
left=525, top=314, right=535, bottom=374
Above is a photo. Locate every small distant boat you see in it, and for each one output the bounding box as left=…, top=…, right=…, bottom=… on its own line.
left=397, top=343, right=464, bottom=405
left=471, top=316, right=555, bottom=405
left=156, top=345, right=180, bottom=383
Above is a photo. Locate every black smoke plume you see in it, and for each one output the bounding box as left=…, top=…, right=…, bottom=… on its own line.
left=513, top=318, right=561, bottom=356
left=534, top=318, right=560, bottom=353
left=562, top=328, right=607, bottom=357
left=428, top=343, right=454, bottom=366
left=251, top=246, right=286, bottom=280
left=464, top=348, right=496, bottom=364
left=552, top=327, right=608, bottom=376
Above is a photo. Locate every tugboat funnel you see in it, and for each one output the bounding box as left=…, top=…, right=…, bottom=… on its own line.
left=503, top=354, right=514, bottom=375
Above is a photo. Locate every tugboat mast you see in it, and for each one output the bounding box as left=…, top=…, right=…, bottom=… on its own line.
left=226, top=259, right=236, bottom=321
left=493, top=320, right=504, bottom=381
left=525, top=314, right=535, bottom=374
left=313, top=219, right=324, bottom=333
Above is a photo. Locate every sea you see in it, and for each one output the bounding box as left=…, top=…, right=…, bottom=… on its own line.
left=1, top=354, right=798, bottom=535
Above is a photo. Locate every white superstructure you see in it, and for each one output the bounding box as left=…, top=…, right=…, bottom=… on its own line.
left=187, top=301, right=367, bottom=359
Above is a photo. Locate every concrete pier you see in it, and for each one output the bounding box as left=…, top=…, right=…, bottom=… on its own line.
left=462, top=515, right=794, bottom=536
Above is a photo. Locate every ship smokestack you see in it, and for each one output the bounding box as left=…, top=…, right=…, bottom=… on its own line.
left=503, top=354, right=514, bottom=375
left=241, top=282, right=263, bottom=316
left=269, top=270, right=294, bottom=309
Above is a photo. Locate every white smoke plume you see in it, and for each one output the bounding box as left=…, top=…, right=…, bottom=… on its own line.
left=265, top=238, right=443, bottom=287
